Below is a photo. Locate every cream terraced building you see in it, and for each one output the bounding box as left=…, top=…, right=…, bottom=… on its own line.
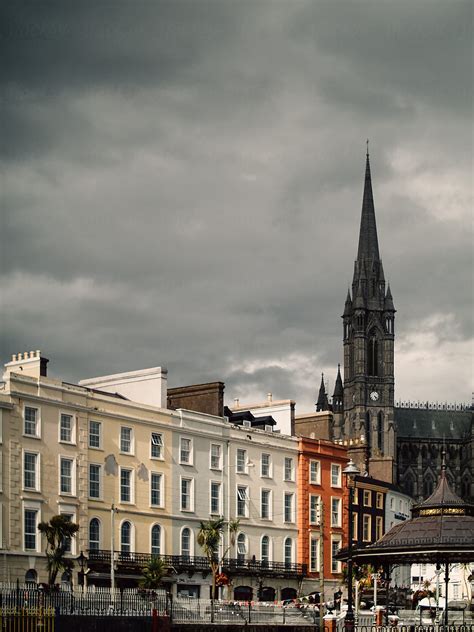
left=0, top=351, right=305, bottom=599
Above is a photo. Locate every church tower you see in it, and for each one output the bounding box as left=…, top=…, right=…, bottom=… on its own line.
left=342, top=149, right=396, bottom=482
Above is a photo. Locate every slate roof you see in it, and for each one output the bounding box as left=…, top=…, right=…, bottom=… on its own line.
left=395, top=407, right=472, bottom=440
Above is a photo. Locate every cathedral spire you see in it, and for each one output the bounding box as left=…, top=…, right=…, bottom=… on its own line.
left=333, top=364, right=343, bottom=399
left=356, top=148, right=380, bottom=263
left=316, top=373, right=329, bottom=412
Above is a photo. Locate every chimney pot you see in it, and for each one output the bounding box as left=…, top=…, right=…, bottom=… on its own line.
left=29, top=351, right=35, bottom=358
left=18, top=353, right=23, bottom=360
left=36, top=350, right=41, bottom=357
left=267, top=392, right=272, bottom=403
left=12, top=354, right=17, bottom=361
left=234, top=398, right=240, bottom=408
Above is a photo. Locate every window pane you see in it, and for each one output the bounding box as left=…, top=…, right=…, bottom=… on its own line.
left=60, top=458, right=72, bottom=494
left=284, top=458, right=293, bottom=481
left=261, top=536, right=269, bottom=562
left=24, top=407, right=37, bottom=436
left=331, top=465, right=341, bottom=486
left=120, top=428, right=132, bottom=453
left=24, top=453, right=37, bottom=489
left=236, top=449, right=246, bottom=473
left=89, top=519, right=100, bottom=550
left=210, top=482, right=220, bottom=514
left=151, top=525, right=161, bottom=556
left=120, top=469, right=131, bottom=502
left=261, top=490, right=270, bottom=519
left=151, top=473, right=162, bottom=506
left=24, top=509, right=37, bottom=549
left=181, top=479, right=191, bottom=510
left=237, top=486, right=248, bottom=516
left=310, top=461, right=320, bottom=484
left=89, top=421, right=101, bottom=448
left=121, top=522, right=131, bottom=553
left=181, top=528, right=191, bottom=557
left=180, top=438, right=192, bottom=463
left=89, top=464, right=100, bottom=498
left=60, top=414, right=72, bottom=442
left=210, top=444, right=221, bottom=469
left=261, top=454, right=270, bottom=477
left=151, top=433, right=163, bottom=458
left=284, top=493, right=293, bottom=522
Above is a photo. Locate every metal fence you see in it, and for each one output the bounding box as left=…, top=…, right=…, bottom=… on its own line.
left=0, top=585, right=169, bottom=616
left=0, top=607, right=55, bottom=632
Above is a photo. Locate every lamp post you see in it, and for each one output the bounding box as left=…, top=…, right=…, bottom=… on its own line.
left=77, top=551, right=89, bottom=594
left=343, top=459, right=360, bottom=632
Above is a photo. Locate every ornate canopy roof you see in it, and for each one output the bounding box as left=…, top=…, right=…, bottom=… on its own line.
left=350, top=462, right=474, bottom=565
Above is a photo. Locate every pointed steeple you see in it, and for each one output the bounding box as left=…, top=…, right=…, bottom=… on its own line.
left=343, top=288, right=352, bottom=317
left=333, top=364, right=343, bottom=398
left=316, top=373, right=329, bottom=412
left=384, top=283, right=395, bottom=312
left=357, top=146, right=380, bottom=263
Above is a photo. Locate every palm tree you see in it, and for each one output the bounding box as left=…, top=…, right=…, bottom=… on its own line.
left=140, top=556, right=168, bottom=589
left=197, top=517, right=239, bottom=622
left=38, top=515, right=79, bottom=586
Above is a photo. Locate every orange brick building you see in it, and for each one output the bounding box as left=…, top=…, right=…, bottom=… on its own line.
left=298, top=437, right=348, bottom=598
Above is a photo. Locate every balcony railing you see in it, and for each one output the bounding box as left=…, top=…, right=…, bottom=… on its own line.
left=87, top=550, right=307, bottom=578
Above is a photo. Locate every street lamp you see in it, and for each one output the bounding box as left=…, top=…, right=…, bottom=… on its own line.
left=77, top=551, right=89, bottom=593
left=343, top=459, right=360, bottom=632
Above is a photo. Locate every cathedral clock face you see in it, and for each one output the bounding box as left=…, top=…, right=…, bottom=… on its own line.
left=370, top=391, right=379, bottom=402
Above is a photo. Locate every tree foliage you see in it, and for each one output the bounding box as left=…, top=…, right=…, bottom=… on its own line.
left=140, top=556, right=168, bottom=589
left=197, top=518, right=239, bottom=621
left=38, top=515, right=79, bottom=586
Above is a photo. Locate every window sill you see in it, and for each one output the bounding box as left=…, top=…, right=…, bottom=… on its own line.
left=89, top=446, right=104, bottom=451
left=22, top=434, right=41, bottom=440
left=59, top=441, right=77, bottom=447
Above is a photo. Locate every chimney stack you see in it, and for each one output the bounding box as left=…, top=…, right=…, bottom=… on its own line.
left=3, top=350, right=49, bottom=380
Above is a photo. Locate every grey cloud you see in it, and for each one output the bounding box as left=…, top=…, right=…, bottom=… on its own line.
left=1, top=1, right=472, bottom=408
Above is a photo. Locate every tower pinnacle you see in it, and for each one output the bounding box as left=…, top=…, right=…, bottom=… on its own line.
left=356, top=149, right=380, bottom=263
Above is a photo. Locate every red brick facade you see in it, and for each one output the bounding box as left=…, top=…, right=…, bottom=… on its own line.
left=298, top=438, right=348, bottom=592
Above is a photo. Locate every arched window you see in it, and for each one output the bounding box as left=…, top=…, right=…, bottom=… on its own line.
left=284, top=537, right=293, bottom=568
left=237, top=533, right=247, bottom=563
left=181, top=527, right=191, bottom=559
left=121, top=521, right=132, bottom=554
left=368, top=336, right=378, bottom=376
left=25, top=569, right=37, bottom=584
left=89, top=518, right=100, bottom=551
left=151, top=524, right=161, bottom=556
left=377, top=412, right=384, bottom=454
left=261, top=535, right=270, bottom=567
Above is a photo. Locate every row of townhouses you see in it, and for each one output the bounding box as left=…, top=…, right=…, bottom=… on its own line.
left=0, top=350, right=411, bottom=602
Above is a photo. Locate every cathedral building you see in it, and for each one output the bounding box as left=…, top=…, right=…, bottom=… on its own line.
left=306, top=151, right=473, bottom=503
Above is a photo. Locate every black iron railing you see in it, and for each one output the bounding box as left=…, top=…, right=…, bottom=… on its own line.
left=87, top=550, right=307, bottom=577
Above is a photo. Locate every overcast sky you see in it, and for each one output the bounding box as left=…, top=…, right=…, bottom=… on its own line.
left=1, top=1, right=472, bottom=412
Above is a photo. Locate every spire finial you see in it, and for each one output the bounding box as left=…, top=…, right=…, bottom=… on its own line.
left=366, top=138, right=369, bottom=158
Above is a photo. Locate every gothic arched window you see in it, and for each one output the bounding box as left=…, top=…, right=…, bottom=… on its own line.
left=368, top=336, right=378, bottom=376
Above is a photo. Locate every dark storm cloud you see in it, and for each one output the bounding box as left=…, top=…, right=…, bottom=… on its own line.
left=1, top=0, right=472, bottom=410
